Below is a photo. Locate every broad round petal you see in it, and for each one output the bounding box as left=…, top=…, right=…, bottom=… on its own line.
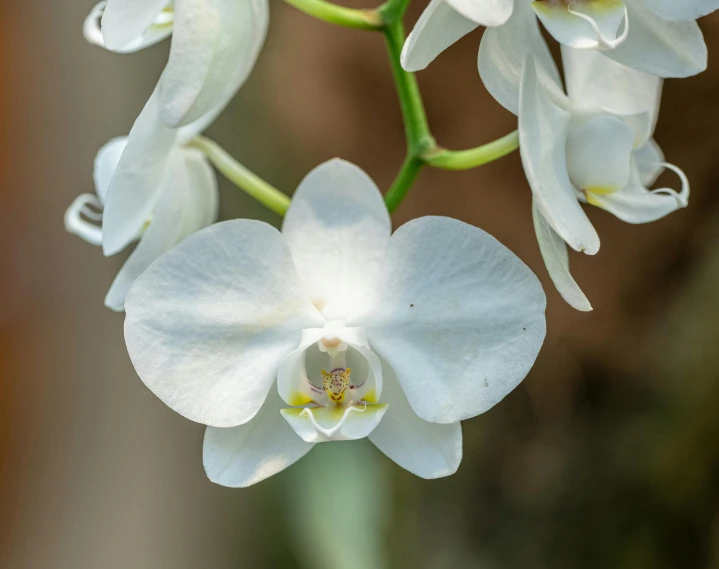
left=204, top=389, right=314, bottom=488
left=478, top=0, right=561, bottom=115
left=604, top=0, right=707, bottom=78
left=124, top=220, right=323, bottom=428
left=159, top=0, right=269, bottom=127
left=401, top=0, right=479, bottom=72
left=562, top=46, right=662, bottom=132
left=281, top=404, right=389, bottom=443
left=587, top=162, right=689, bottom=224
left=533, top=0, right=628, bottom=49
left=101, top=0, right=169, bottom=51
left=102, top=90, right=178, bottom=256
left=354, top=216, right=547, bottom=425
left=532, top=202, right=592, bottom=312
left=566, top=115, right=634, bottom=194
left=519, top=57, right=600, bottom=255
left=281, top=159, right=392, bottom=321
left=444, top=0, right=513, bottom=27
left=368, top=361, right=462, bottom=479
left=642, top=0, right=719, bottom=21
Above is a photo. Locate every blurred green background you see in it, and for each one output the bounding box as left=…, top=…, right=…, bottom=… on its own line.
left=2, top=2, right=719, bottom=568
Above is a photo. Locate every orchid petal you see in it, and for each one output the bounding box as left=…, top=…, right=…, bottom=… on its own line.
left=102, top=90, right=178, bottom=256
left=86, top=1, right=172, bottom=53
left=159, top=0, right=269, bottom=127
left=566, top=115, right=635, bottom=195
left=401, top=0, right=479, bottom=72
left=93, top=136, right=128, bottom=205
left=587, top=162, right=689, bottom=223
left=633, top=138, right=664, bottom=186
left=642, top=0, right=719, bottom=21
left=101, top=0, right=169, bottom=51
left=604, top=0, right=707, bottom=78
left=281, top=404, right=389, bottom=443
left=444, top=0, right=513, bottom=27
left=281, top=159, right=391, bottom=321
left=124, top=220, right=323, bottom=428
left=532, top=0, right=628, bottom=50
left=368, top=361, right=462, bottom=478
left=478, top=0, right=561, bottom=115
left=356, top=216, right=546, bottom=424
left=519, top=57, right=600, bottom=255
left=532, top=202, right=592, bottom=312
left=204, top=389, right=314, bottom=488
left=562, top=46, right=662, bottom=133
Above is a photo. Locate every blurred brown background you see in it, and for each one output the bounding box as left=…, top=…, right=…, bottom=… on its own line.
left=2, top=1, right=719, bottom=568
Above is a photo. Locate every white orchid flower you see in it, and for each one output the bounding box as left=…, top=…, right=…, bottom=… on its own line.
left=84, top=0, right=269, bottom=128
left=402, top=0, right=709, bottom=114
left=65, top=90, right=218, bottom=311
left=123, top=159, right=547, bottom=487
left=520, top=49, right=689, bottom=311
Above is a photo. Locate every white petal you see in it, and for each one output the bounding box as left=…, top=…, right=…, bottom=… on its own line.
left=102, top=90, right=178, bottom=256
left=86, top=1, right=173, bottom=53
left=587, top=162, right=689, bottom=223
left=532, top=202, right=592, bottom=312
left=124, top=220, right=323, bottom=428
left=281, top=404, right=389, bottom=443
left=519, top=57, right=600, bottom=255
left=533, top=0, right=628, bottom=49
left=642, top=0, right=719, bottom=21
left=281, top=159, right=392, bottom=321
left=604, top=0, right=707, bottom=78
left=159, top=0, right=269, bottom=127
left=355, top=216, right=546, bottom=425
left=105, top=150, right=217, bottom=312
left=368, top=361, right=462, bottom=479
left=401, top=0, right=479, bottom=72
left=633, top=138, right=664, bottom=186
left=566, top=115, right=635, bottom=194
left=65, top=194, right=104, bottom=246
left=444, top=0, right=513, bottom=27
left=204, top=389, right=314, bottom=488
left=94, top=136, right=128, bottom=205
left=562, top=46, right=662, bottom=133
left=101, top=0, right=169, bottom=51
left=478, top=0, right=561, bottom=115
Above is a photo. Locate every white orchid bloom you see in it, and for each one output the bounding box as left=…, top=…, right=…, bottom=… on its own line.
left=123, top=159, right=547, bottom=487
left=520, top=49, right=689, bottom=311
left=85, top=0, right=269, bottom=128
left=65, top=91, right=218, bottom=311
left=402, top=0, right=709, bottom=114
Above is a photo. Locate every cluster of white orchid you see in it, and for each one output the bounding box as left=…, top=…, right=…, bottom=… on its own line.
left=65, top=0, right=716, bottom=487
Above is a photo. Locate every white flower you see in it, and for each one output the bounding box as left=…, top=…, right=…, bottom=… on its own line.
left=123, top=159, right=547, bottom=487
left=402, top=0, right=709, bottom=114
left=520, top=49, right=689, bottom=311
left=85, top=0, right=269, bottom=127
left=65, top=90, right=218, bottom=311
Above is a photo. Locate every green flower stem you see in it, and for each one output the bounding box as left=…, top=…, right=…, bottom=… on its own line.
left=379, top=0, right=435, bottom=212
left=283, top=0, right=384, bottom=30
left=423, top=130, right=520, bottom=170
left=189, top=137, right=290, bottom=217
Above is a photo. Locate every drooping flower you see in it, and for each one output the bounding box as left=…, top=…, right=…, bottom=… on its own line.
left=64, top=90, right=218, bottom=311
left=402, top=0, right=710, bottom=114
left=520, top=49, right=688, bottom=311
left=85, top=0, right=269, bottom=127
left=123, top=159, right=547, bottom=487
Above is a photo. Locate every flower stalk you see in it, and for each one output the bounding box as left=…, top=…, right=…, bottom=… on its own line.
left=188, top=137, right=291, bottom=217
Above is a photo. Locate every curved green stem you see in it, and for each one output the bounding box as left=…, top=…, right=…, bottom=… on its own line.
left=423, top=130, right=520, bottom=170
left=384, top=156, right=424, bottom=213
left=283, top=0, right=383, bottom=30
left=188, top=137, right=290, bottom=217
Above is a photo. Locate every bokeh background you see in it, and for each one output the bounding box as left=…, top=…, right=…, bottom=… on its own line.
left=2, top=1, right=719, bottom=568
